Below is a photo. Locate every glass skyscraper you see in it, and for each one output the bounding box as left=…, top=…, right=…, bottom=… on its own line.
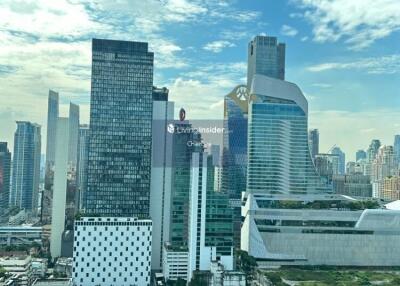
left=356, top=149, right=367, bottom=162
left=247, top=75, right=330, bottom=195
left=76, top=124, right=89, bottom=210
left=308, top=129, right=319, bottom=162
left=68, top=102, right=80, bottom=167
left=46, top=90, right=59, bottom=167
left=331, top=146, right=346, bottom=175
left=247, top=35, right=285, bottom=87
left=0, top=142, right=11, bottom=211
left=11, top=121, right=42, bottom=212
left=84, top=39, right=154, bottom=218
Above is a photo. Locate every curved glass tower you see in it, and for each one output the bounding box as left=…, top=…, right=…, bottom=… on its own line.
left=247, top=74, right=330, bottom=195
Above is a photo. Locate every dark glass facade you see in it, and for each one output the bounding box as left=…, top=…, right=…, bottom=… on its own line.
left=84, top=39, right=154, bottom=218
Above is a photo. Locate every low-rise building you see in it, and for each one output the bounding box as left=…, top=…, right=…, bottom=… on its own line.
left=0, top=255, right=32, bottom=286
left=163, top=243, right=188, bottom=282
left=72, top=217, right=152, bottom=286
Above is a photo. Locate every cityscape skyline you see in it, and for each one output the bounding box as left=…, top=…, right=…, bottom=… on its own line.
left=0, top=0, right=400, bottom=162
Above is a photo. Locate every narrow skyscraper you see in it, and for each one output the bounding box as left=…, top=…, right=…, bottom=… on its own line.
left=331, top=146, right=346, bottom=175
left=394, top=135, right=400, bottom=164
left=356, top=149, right=367, bottom=162
left=0, top=142, right=11, bottom=211
left=308, top=129, right=319, bottom=162
left=84, top=39, right=154, bottom=218
left=247, top=35, right=285, bottom=87
left=68, top=103, right=80, bottom=167
left=45, top=90, right=59, bottom=167
left=76, top=124, right=89, bottom=211
left=11, top=121, right=41, bottom=213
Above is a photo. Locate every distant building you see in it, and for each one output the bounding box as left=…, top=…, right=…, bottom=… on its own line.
left=333, top=174, right=372, bottom=197
left=356, top=149, right=367, bottom=162
left=0, top=255, right=33, bottom=286
left=367, top=139, right=381, bottom=163
left=11, top=121, right=41, bottom=214
left=72, top=217, right=152, bottom=286
left=50, top=118, right=70, bottom=258
left=308, top=129, right=319, bottom=162
left=68, top=103, right=79, bottom=168
left=346, top=161, right=356, bottom=175
left=0, top=225, right=42, bottom=246
left=380, top=176, right=400, bottom=201
left=0, top=142, right=11, bottom=212
left=331, top=147, right=345, bottom=175
left=394, top=135, right=400, bottom=164
left=76, top=125, right=89, bottom=211
left=45, top=90, right=59, bottom=168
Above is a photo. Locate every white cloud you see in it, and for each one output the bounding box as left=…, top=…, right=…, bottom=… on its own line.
left=301, top=36, right=308, bottom=41
left=293, top=0, right=400, bottom=49
left=281, top=24, right=298, bottom=37
left=203, top=40, right=236, bottom=53
left=307, top=54, right=400, bottom=74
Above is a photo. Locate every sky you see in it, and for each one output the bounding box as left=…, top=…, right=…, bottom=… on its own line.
left=0, top=0, right=399, bottom=161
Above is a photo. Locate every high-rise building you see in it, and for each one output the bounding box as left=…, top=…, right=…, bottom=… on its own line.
left=333, top=174, right=372, bottom=197
left=371, top=145, right=397, bottom=182
left=68, top=103, right=79, bottom=167
left=45, top=90, right=59, bottom=168
left=150, top=86, right=174, bottom=270
left=356, top=149, right=367, bottom=162
left=169, top=121, right=202, bottom=246
left=84, top=39, right=154, bottom=218
left=247, top=35, right=285, bottom=86
left=50, top=118, right=69, bottom=258
left=241, top=74, right=400, bottom=268
left=0, top=142, right=11, bottom=211
left=308, top=129, right=319, bottom=162
left=76, top=124, right=89, bottom=211
left=246, top=75, right=329, bottom=195
left=367, top=139, right=381, bottom=162
left=331, top=146, right=346, bottom=175
left=187, top=153, right=233, bottom=282
left=11, top=121, right=41, bottom=213
left=394, top=135, right=400, bottom=164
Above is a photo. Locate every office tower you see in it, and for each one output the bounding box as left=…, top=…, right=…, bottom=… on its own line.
left=45, top=90, right=59, bottom=168
left=68, top=103, right=79, bottom=167
left=246, top=75, right=329, bottom=195
left=50, top=118, right=69, bottom=258
left=331, top=146, right=345, bottom=175
left=371, top=146, right=397, bottom=181
left=308, top=129, right=319, bottom=162
left=150, top=86, right=174, bottom=270
left=394, top=135, right=400, bottom=163
left=210, top=145, right=220, bottom=166
left=241, top=74, right=400, bottom=267
left=0, top=142, right=11, bottom=211
left=356, top=149, right=367, bottom=162
left=168, top=121, right=202, bottom=247
left=84, top=39, right=154, bottom=217
left=315, top=153, right=340, bottom=186
left=367, top=139, right=381, bottom=162
left=76, top=124, right=89, bottom=211
left=221, top=85, right=249, bottom=248
left=72, top=217, right=152, bottom=286
left=11, top=122, right=41, bottom=213
left=187, top=153, right=233, bottom=282
left=346, top=161, right=356, bottom=175
left=247, top=35, right=285, bottom=87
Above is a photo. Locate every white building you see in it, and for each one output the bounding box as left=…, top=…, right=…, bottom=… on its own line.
left=150, top=92, right=174, bottom=271
left=0, top=255, right=32, bottom=286
left=242, top=192, right=400, bottom=267
left=50, top=118, right=69, bottom=258
left=162, top=243, right=188, bottom=281
left=214, top=166, right=222, bottom=193
left=188, top=153, right=233, bottom=282
left=72, top=217, right=152, bottom=286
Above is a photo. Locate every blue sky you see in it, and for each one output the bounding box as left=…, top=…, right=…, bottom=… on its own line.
left=0, top=0, right=399, bottom=160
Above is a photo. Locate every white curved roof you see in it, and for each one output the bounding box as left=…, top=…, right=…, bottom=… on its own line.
left=250, top=74, right=308, bottom=114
